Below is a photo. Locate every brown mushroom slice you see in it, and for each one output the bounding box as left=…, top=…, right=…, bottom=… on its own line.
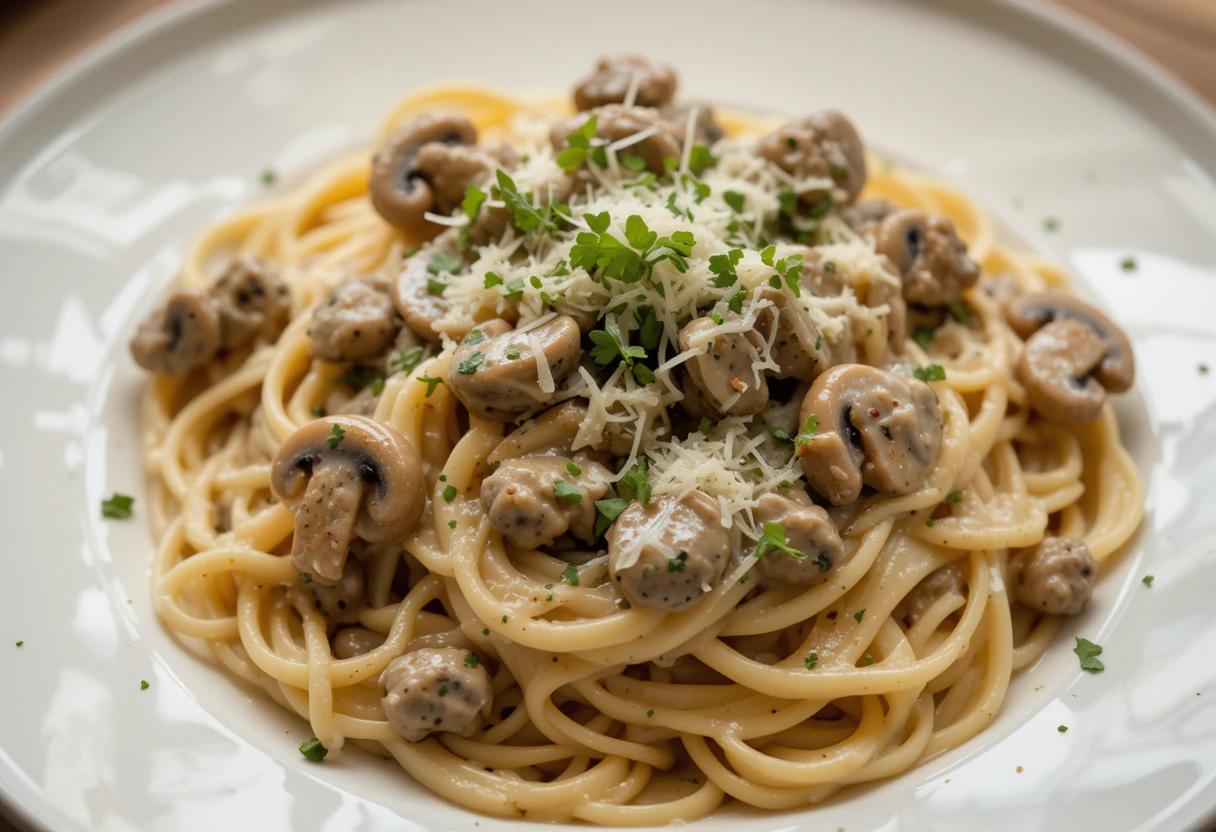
left=1011, top=536, right=1096, bottom=616
left=1005, top=291, right=1134, bottom=394
left=480, top=454, right=612, bottom=548
left=660, top=101, right=723, bottom=144
left=572, top=55, right=678, bottom=111
left=446, top=317, right=583, bottom=422
left=369, top=113, right=479, bottom=238
left=755, top=111, right=867, bottom=204
left=679, top=317, right=768, bottom=416
left=550, top=105, right=682, bottom=174
left=607, top=491, right=731, bottom=611
left=875, top=209, right=979, bottom=307
left=210, top=256, right=291, bottom=350
left=332, top=626, right=386, bottom=659
left=391, top=245, right=452, bottom=342
left=380, top=647, right=493, bottom=742
left=270, top=415, right=425, bottom=583
left=753, top=492, right=846, bottom=587
left=309, top=275, right=399, bottom=362
left=798, top=364, right=943, bottom=505
left=755, top=287, right=830, bottom=381
left=487, top=400, right=589, bottom=465
left=1018, top=319, right=1110, bottom=422
left=129, top=288, right=221, bottom=375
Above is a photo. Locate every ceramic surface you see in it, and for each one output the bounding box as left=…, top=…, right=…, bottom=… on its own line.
left=0, top=0, right=1214, bottom=830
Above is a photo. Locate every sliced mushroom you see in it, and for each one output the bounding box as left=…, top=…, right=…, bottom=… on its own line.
left=679, top=316, right=768, bottom=416
left=129, top=288, right=221, bottom=375
left=390, top=244, right=454, bottom=342
left=369, top=113, right=479, bottom=238
left=446, top=317, right=583, bottom=421
left=1018, top=319, right=1110, bottom=422
left=572, top=55, right=678, bottom=111
left=607, top=491, right=731, bottom=611
left=380, top=647, right=492, bottom=742
left=899, top=562, right=966, bottom=625
left=210, top=256, right=291, bottom=349
left=755, top=111, right=867, bottom=204
left=270, top=415, right=425, bottom=583
left=480, top=454, right=612, bottom=549
left=332, top=626, right=386, bottom=659
left=753, top=492, right=846, bottom=587
left=309, top=275, right=399, bottom=362
left=309, top=557, right=366, bottom=619
left=755, top=287, right=830, bottom=381
left=660, top=101, right=724, bottom=144
left=1010, top=536, right=1096, bottom=616
left=550, top=105, right=682, bottom=174
left=797, top=364, right=943, bottom=505
left=487, top=400, right=589, bottom=465
left=1005, top=291, right=1134, bottom=395
left=875, top=209, right=979, bottom=307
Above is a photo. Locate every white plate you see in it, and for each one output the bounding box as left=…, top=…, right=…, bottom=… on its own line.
left=2, top=1, right=1215, bottom=830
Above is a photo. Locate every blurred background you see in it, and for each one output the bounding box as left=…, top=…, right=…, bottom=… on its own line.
left=0, top=0, right=1213, bottom=115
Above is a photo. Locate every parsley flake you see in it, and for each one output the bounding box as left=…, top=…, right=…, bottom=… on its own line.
left=456, top=351, right=485, bottom=375
left=554, top=480, right=583, bottom=504
left=417, top=375, right=443, bottom=396
left=442, top=484, right=458, bottom=503
left=464, top=653, right=479, bottom=668
left=299, top=738, right=328, bottom=762
left=754, top=522, right=807, bottom=560
left=140, top=680, right=150, bottom=691
left=389, top=346, right=425, bottom=375
left=618, top=458, right=652, bottom=505
left=805, top=653, right=818, bottom=670
left=101, top=493, right=135, bottom=519
left=1142, top=575, right=1154, bottom=587
left=1073, top=637, right=1104, bottom=673
left=327, top=423, right=345, bottom=448
left=560, top=562, right=581, bottom=586
left=914, top=364, right=947, bottom=382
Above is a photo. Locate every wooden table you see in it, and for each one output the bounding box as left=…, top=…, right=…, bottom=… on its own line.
left=0, top=0, right=1213, bottom=115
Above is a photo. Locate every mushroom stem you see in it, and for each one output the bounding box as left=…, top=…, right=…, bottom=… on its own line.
left=291, top=462, right=365, bottom=584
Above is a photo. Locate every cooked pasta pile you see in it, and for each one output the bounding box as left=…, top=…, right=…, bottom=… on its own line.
left=140, top=58, right=1142, bottom=824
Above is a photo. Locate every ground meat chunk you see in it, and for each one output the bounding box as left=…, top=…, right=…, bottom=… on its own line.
left=753, top=492, right=846, bottom=587
left=210, top=256, right=291, bottom=349
left=572, top=55, right=678, bottom=111
left=1011, top=537, right=1096, bottom=616
left=309, top=557, right=366, bottom=619
left=755, top=111, right=867, bottom=204
left=607, top=492, right=731, bottom=611
left=129, top=288, right=221, bottom=375
left=309, top=275, right=398, bottom=361
left=481, top=455, right=612, bottom=549
left=875, top=209, right=979, bottom=307
left=380, top=648, right=492, bottom=742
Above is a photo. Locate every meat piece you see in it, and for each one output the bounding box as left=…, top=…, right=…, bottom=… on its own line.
left=481, top=454, right=612, bottom=548
left=309, top=275, right=398, bottom=362
left=1011, top=537, right=1096, bottom=616
left=607, top=492, right=731, bottom=611
left=210, top=256, right=291, bottom=349
left=380, top=648, right=492, bottom=742
left=332, top=626, right=385, bottom=659
left=572, top=55, right=678, bottom=111
left=309, top=558, right=366, bottom=618
left=550, top=105, right=682, bottom=174
left=753, top=492, right=846, bottom=587
left=129, top=288, right=221, bottom=375
left=899, top=563, right=966, bottom=624
left=756, top=111, right=867, bottom=204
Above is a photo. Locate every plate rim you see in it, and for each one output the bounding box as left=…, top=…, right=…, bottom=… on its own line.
left=0, top=1, right=1213, bottom=830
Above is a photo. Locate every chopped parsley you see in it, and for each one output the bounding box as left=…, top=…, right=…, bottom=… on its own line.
left=555, top=116, right=606, bottom=171
left=492, top=169, right=565, bottom=236
left=299, top=737, right=328, bottom=762
left=456, top=351, right=485, bottom=375
left=912, top=326, right=936, bottom=349
left=553, top=480, right=583, bottom=504
left=140, top=680, right=150, bottom=691
left=1073, top=637, right=1104, bottom=673
left=464, top=653, right=479, bottom=668
left=259, top=169, right=277, bottom=186
left=1200, top=363, right=1210, bottom=375
left=667, top=550, right=689, bottom=572
left=723, top=190, right=745, bottom=213
left=1043, top=217, right=1060, bottom=232
left=945, top=490, right=963, bottom=504
left=925, top=518, right=937, bottom=527
left=1142, top=575, right=1154, bottom=587
left=1120, top=256, right=1137, bottom=272
left=327, top=423, right=345, bottom=448
left=339, top=365, right=385, bottom=393
left=389, top=346, right=425, bottom=375
left=708, top=248, right=742, bottom=288
left=617, top=458, right=652, bottom=504
left=754, top=522, right=806, bottom=560
left=804, top=653, right=818, bottom=670
left=767, top=425, right=794, bottom=445
left=426, top=277, right=447, bottom=297
left=101, top=493, right=135, bottom=519
left=560, top=562, right=581, bottom=586
left=417, top=375, right=443, bottom=396
left=442, top=484, right=458, bottom=503
left=861, top=653, right=875, bottom=666
left=298, top=571, right=312, bottom=584
left=448, top=519, right=458, bottom=529
left=1057, top=724, right=1068, bottom=733
left=570, top=211, right=693, bottom=284
left=463, top=328, right=487, bottom=345
left=620, top=153, right=646, bottom=172
left=589, top=317, right=647, bottom=368
left=646, top=709, right=655, bottom=718
left=594, top=497, right=629, bottom=537
left=795, top=415, right=818, bottom=449
left=688, top=144, right=716, bottom=176
left=854, top=609, right=865, bottom=622
left=914, top=364, right=947, bottom=382
left=461, top=184, right=487, bottom=224
left=427, top=252, right=462, bottom=276
left=566, top=461, right=582, bottom=476
left=948, top=301, right=970, bottom=325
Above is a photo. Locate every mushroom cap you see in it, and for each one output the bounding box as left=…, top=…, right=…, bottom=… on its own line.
left=129, top=287, right=221, bottom=375
left=446, top=317, right=583, bottom=422
left=270, top=415, right=425, bottom=546
left=875, top=209, right=979, bottom=307
left=380, top=647, right=493, bottom=742
left=572, top=55, right=678, bottom=111
left=1005, top=291, right=1134, bottom=394
left=1017, top=318, right=1109, bottom=422
left=798, top=364, right=943, bottom=505
left=369, top=113, right=478, bottom=238
left=678, top=316, right=769, bottom=415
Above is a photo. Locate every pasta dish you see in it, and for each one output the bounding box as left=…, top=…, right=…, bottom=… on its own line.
left=134, top=56, right=1143, bottom=823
